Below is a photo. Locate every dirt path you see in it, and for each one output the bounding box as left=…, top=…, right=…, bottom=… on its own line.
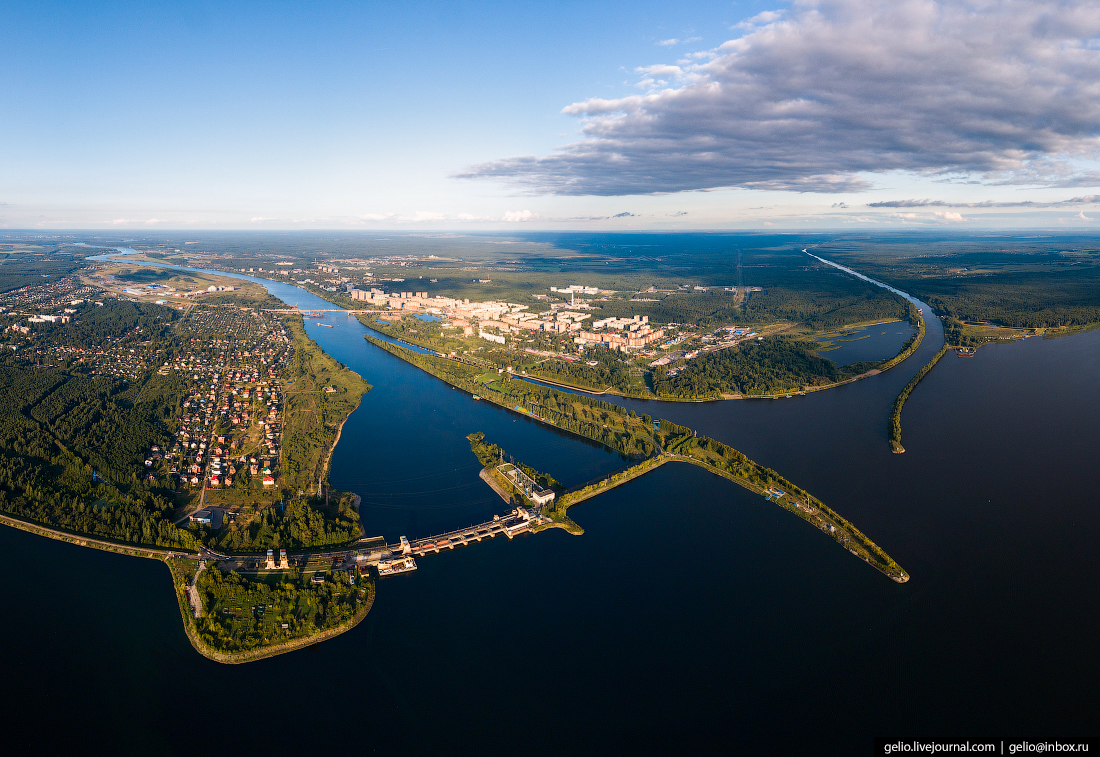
left=188, top=560, right=207, bottom=618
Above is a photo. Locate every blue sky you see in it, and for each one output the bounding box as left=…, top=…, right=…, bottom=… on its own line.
left=4, top=0, right=1100, bottom=230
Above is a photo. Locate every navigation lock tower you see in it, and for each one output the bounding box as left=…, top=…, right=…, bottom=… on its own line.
left=278, top=548, right=289, bottom=569
left=265, top=548, right=276, bottom=570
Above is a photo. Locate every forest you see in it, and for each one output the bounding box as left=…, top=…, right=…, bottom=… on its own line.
left=890, top=269, right=1100, bottom=327
left=528, top=348, right=639, bottom=393
left=592, top=268, right=907, bottom=331
left=823, top=240, right=1100, bottom=328
left=195, top=566, right=369, bottom=653
left=0, top=360, right=196, bottom=549
left=201, top=496, right=362, bottom=552
left=0, top=251, right=84, bottom=293
left=38, top=299, right=178, bottom=351
left=651, top=336, right=871, bottom=398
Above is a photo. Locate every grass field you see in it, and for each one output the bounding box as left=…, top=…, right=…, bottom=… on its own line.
left=87, top=263, right=281, bottom=310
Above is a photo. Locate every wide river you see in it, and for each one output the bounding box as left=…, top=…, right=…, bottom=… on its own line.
left=3, top=253, right=1097, bottom=753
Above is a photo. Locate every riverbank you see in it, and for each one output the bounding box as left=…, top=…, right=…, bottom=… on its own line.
left=280, top=314, right=372, bottom=495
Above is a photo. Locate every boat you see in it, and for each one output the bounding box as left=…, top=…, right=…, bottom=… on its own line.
left=472, top=395, right=480, bottom=400
left=956, top=348, right=976, bottom=357
left=317, top=323, right=334, bottom=328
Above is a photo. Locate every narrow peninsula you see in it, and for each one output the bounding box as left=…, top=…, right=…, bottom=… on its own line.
left=369, top=335, right=909, bottom=583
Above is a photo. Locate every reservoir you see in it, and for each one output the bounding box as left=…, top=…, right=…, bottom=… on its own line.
left=2, top=251, right=1097, bottom=753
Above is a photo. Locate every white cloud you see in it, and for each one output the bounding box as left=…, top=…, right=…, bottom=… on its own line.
left=869, top=196, right=1100, bottom=208
left=734, top=10, right=784, bottom=30
left=502, top=210, right=539, bottom=222
left=110, top=217, right=167, bottom=225
left=657, top=38, right=680, bottom=46
left=935, top=211, right=965, bottom=222
left=1078, top=210, right=1091, bottom=221
left=459, top=1, right=1100, bottom=196
left=635, top=64, right=684, bottom=79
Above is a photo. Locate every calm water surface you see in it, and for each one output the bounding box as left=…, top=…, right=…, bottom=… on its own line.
left=2, top=255, right=1097, bottom=753
left=815, top=319, right=917, bottom=366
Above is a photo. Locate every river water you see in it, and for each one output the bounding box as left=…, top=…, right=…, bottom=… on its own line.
left=1, top=251, right=1097, bottom=753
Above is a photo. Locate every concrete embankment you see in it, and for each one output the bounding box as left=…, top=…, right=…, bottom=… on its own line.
left=479, top=468, right=515, bottom=504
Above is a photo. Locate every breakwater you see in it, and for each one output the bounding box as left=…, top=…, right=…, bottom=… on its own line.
left=889, top=343, right=950, bottom=453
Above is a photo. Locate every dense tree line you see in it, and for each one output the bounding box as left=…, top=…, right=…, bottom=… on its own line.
left=530, top=348, right=634, bottom=391
left=826, top=247, right=1100, bottom=328
left=651, top=336, right=850, bottom=397
left=0, top=254, right=83, bottom=293
left=205, top=498, right=361, bottom=552
left=888, top=343, right=949, bottom=452
left=466, top=432, right=563, bottom=491
left=942, top=317, right=974, bottom=348
left=0, top=362, right=196, bottom=549
left=41, top=300, right=178, bottom=349
left=369, top=336, right=654, bottom=458
left=197, top=567, right=366, bottom=652
left=28, top=372, right=187, bottom=483
left=738, top=264, right=908, bottom=328
left=901, top=269, right=1100, bottom=327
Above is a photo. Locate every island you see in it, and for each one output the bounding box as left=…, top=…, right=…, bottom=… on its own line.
left=14, top=232, right=1100, bottom=659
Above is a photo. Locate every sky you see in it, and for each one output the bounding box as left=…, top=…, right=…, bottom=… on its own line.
left=3, top=0, right=1100, bottom=231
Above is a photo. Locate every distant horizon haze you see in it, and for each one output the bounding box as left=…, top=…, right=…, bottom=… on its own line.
left=4, top=0, right=1100, bottom=231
